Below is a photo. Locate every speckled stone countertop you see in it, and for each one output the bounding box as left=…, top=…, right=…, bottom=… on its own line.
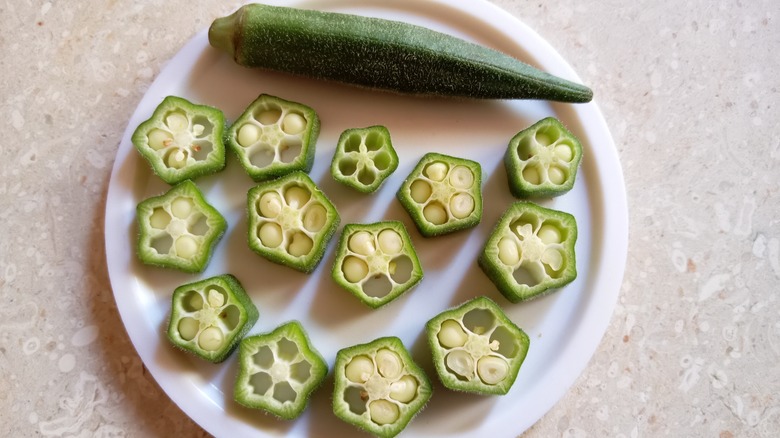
left=1, top=0, right=778, bottom=437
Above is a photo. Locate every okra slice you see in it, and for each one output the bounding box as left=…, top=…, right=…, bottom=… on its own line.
left=234, top=321, right=327, bottom=420
left=330, top=126, right=399, bottom=193
left=247, top=171, right=339, bottom=273
left=397, top=152, right=483, bottom=237
left=333, top=337, right=432, bottom=438
left=136, top=180, right=226, bottom=273
left=332, top=221, right=423, bottom=308
left=131, top=96, right=226, bottom=185
left=426, top=296, right=529, bottom=395
left=478, top=202, right=577, bottom=302
left=504, top=117, right=583, bottom=198
left=166, top=274, right=258, bottom=363
left=227, top=94, right=320, bottom=182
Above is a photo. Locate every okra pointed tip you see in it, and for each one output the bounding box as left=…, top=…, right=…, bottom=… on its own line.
left=208, top=9, right=241, bottom=57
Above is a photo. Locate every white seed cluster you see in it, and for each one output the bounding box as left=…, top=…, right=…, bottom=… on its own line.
left=343, top=349, right=420, bottom=425
left=246, top=336, right=314, bottom=404
left=435, top=316, right=512, bottom=386
left=176, top=287, right=239, bottom=353
left=408, top=161, right=477, bottom=226
left=339, top=227, right=411, bottom=299
left=147, top=196, right=210, bottom=260
left=235, top=102, right=309, bottom=170
left=516, top=125, right=576, bottom=186
left=495, top=217, right=568, bottom=286
left=146, top=110, right=212, bottom=170
left=254, top=184, right=328, bottom=258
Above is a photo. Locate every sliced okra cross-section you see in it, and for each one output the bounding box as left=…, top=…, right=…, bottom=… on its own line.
left=330, top=125, right=399, bottom=193
left=166, top=274, right=258, bottom=363
left=332, top=221, right=423, bottom=308
left=227, top=94, right=320, bottom=182
left=247, top=171, right=339, bottom=273
left=426, top=296, right=529, bottom=395
left=234, top=321, right=328, bottom=420
left=333, top=337, right=432, bottom=438
left=504, top=117, right=583, bottom=198
left=397, top=152, right=483, bottom=237
left=131, top=95, right=227, bottom=185
left=136, top=180, right=226, bottom=273
left=478, top=202, right=578, bottom=302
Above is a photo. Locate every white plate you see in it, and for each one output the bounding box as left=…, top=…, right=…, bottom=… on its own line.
left=104, top=0, right=628, bottom=436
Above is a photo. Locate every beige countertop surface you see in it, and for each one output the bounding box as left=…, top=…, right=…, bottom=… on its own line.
left=1, top=0, right=778, bottom=437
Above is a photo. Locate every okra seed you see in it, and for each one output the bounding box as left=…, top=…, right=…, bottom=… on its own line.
left=554, top=144, right=574, bottom=162
left=185, top=292, right=204, bottom=311
left=302, top=204, right=327, bottom=232
left=175, top=235, right=198, bottom=258
left=177, top=317, right=199, bottom=341
left=165, top=148, right=189, bottom=169
left=376, top=349, right=403, bottom=379
left=409, top=180, right=432, bottom=203
left=437, top=319, right=469, bottom=348
left=288, top=232, right=314, bottom=256
left=171, top=198, right=193, bottom=219
left=237, top=123, right=261, bottom=147
left=389, top=375, right=418, bottom=403
left=477, top=356, right=509, bottom=385
left=449, top=166, right=474, bottom=189
left=197, top=326, right=224, bottom=351
left=424, top=162, right=448, bottom=181
left=348, top=231, right=375, bottom=256
left=423, top=202, right=448, bottom=225
left=548, top=166, right=566, bottom=185
left=148, top=128, right=172, bottom=150
left=281, top=113, right=307, bottom=135
left=284, top=186, right=311, bottom=209
left=449, top=193, right=475, bottom=219
left=166, top=112, right=189, bottom=132
left=541, top=248, right=564, bottom=271
left=258, top=222, right=283, bottom=248
left=257, top=109, right=282, bottom=125
left=149, top=208, right=171, bottom=229
left=192, top=124, right=205, bottom=137
left=522, top=166, right=541, bottom=185
left=537, top=224, right=562, bottom=244
left=258, top=192, right=283, bottom=218
left=377, top=229, right=402, bottom=254
left=207, top=288, right=225, bottom=308
left=342, top=256, right=369, bottom=283
left=445, top=349, right=475, bottom=379
left=369, top=400, right=400, bottom=425
left=345, top=355, right=374, bottom=383
left=497, top=237, right=520, bottom=266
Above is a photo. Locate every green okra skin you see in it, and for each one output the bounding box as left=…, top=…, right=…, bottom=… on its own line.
left=234, top=321, right=328, bottom=420
left=331, top=126, right=399, bottom=194
left=136, top=180, right=226, bottom=273
left=208, top=4, right=593, bottom=103
left=332, top=221, right=423, bottom=309
left=425, top=296, right=529, bottom=395
left=504, top=117, right=583, bottom=198
left=166, top=274, right=259, bottom=363
left=227, top=94, right=320, bottom=182
left=246, top=171, right=340, bottom=273
left=478, top=202, right=578, bottom=303
left=333, top=337, right=432, bottom=438
left=132, top=96, right=226, bottom=185
left=397, top=152, right=483, bottom=237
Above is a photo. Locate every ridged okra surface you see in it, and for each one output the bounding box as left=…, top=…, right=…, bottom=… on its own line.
left=479, top=202, right=578, bottom=302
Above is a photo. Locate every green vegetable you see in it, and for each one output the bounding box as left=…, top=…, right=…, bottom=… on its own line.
left=234, top=321, right=327, bottom=420
left=136, top=180, right=226, bottom=273
left=332, top=221, right=423, bottom=308
left=426, top=296, right=529, bottom=395
left=247, top=171, right=339, bottom=273
left=331, top=126, right=399, bottom=193
left=397, top=152, right=483, bottom=237
left=505, top=117, right=583, bottom=198
left=208, top=4, right=593, bottom=102
left=333, top=337, right=432, bottom=438
left=479, top=202, right=577, bottom=302
left=226, top=94, right=320, bottom=182
left=132, top=96, right=226, bottom=185
left=166, top=274, right=258, bottom=363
